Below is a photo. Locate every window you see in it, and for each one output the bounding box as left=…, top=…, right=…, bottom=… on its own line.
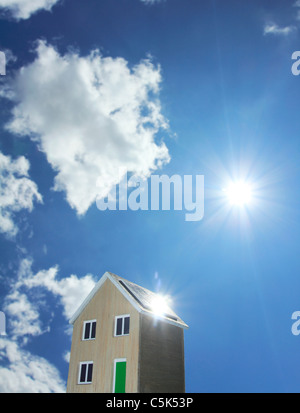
left=82, top=320, right=96, bottom=340
left=114, top=315, right=130, bottom=336
left=78, top=361, right=93, bottom=384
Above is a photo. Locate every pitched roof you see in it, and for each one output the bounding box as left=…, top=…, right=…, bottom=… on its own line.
left=69, top=271, right=189, bottom=329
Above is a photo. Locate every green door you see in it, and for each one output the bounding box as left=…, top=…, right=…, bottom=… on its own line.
left=114, top=359, right=126, bottom=393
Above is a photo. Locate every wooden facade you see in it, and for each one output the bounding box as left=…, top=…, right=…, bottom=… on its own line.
left=66, top=272, right=188, bottom=393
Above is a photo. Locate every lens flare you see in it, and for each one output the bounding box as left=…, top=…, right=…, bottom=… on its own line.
left=151, top=295, right=171, bottom=316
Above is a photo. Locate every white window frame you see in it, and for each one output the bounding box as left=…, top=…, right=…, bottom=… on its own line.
left=112, top=358, right=127, bottom=393
left=78, top=361, right=93, bottom=384
left=82, top=319, right=97, bottom=341
left=114, top=314, right=130, bottom=337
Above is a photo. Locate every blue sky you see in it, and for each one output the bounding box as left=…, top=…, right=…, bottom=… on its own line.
left=1, top=0, right=300, bottom=393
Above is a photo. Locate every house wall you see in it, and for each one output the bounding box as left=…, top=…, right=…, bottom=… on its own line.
left=138, top=313, right=185, bottom=393
left=66, top=279, right=140, bottom=393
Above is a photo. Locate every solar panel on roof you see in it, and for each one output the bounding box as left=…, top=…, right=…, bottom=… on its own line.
left=119, top=279, right=178, bottom=321
left=119, top=280, right=147, bottom=309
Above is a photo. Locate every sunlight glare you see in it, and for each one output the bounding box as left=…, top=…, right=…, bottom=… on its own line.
left=151, top=295, right=171, bottom=316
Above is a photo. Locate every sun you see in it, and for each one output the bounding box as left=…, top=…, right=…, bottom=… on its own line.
left=223, top=180, right=253, bottom=207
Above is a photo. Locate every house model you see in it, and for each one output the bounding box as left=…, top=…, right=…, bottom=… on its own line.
left=66, top=271, right=189, bottom=393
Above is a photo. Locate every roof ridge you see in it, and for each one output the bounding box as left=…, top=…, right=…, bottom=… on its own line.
left=69, top=271, right=188, bottom=329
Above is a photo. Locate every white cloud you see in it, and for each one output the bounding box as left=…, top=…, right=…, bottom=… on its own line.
left=4, top=258, right=96, bottom=338
left=0, top=152, right=42, bottom=238
left=0, top=338, right=65, bottom=392
left=3, top=258, right=50, bottom=341
left=0, top=0, right=60, bottom=20
left=4, top=40, right=170, bottom=215
left=0, top=258, right=97, bottom=392
left=63, top=351, right=70, bottom=363
left=21, top=262, right=96, bottom=320
left=263, top=2, right=300, bottom=35
left=4, top=289, right=44, bottom=340
left=263, top=23, right=295, bottom=36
